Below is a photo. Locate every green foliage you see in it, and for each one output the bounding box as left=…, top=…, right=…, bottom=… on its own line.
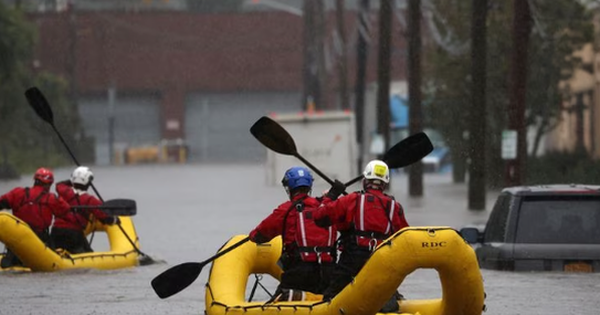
left=0, top=2, right=35, bottom=82
left=0, top=3, right=90, bottom=179
left=423, top=0, right=594, bottom=185
left=526, top=151, right=600, bottom=185
left=526, top=0, right=593, bottom=156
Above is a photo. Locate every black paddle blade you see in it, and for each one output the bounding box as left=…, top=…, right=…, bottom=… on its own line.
left=250, top=116, right=297, bottom=155
left=25, top=87, right=54, bottom=125
left=70, top=198, right=137, bottom=216
left=151, top=262, right=204, bottom=299
left=102, top=199, right=137, bottom=216
left=384, top=132, right=433, bottom=169
left=343, top=132, right=434, bottom=187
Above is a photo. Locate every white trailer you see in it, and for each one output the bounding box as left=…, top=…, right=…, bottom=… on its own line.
left=264, top=111, right=359, bottom=191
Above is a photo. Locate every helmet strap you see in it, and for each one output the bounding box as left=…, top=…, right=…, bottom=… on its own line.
left=363, top=179, right=386, bottom=191
left=34, top=180, right=52, bottom=188
left=73, top=183, right=89, bottom=191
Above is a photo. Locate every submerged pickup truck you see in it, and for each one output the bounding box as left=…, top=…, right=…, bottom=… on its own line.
left=461, top=184, right=600, bottom=272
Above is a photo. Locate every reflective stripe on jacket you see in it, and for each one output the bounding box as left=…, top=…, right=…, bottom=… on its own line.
left=249, top=193, right=337, bottom=263
left=314, top=189, right=409, bottom=249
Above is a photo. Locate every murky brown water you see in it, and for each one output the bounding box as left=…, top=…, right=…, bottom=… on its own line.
left=1, top=164, right=599, bottom=314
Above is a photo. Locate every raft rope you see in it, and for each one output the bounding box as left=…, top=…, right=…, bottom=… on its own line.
left=207, top=280, right=329, bottom=313
left=248, top=274, right=273, bottom=302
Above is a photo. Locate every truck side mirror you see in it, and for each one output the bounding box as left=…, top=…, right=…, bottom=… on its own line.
left=460, top=227, right=481, bottom=244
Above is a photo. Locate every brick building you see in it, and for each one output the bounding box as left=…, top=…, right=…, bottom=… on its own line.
left=31, top=9, right=409, bottom=164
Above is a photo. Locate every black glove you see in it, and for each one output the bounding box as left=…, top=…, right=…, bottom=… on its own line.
left=326, top=179, right=346, bottom=200
left=249, top=230, right=269, bottom=244
left=100, top=216, right=120, bottom=225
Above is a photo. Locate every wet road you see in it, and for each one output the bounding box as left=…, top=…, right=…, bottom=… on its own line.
left=1, top=164, right=599, bottom=315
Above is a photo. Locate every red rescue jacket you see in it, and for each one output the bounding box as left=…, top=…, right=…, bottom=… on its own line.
left=314, top=189, right=409, bottom=250
left=0, top=186, right=70, bottom=234
left=249, top=193, right=336, bottom=263
left=54, top=181, right=108, bottom=231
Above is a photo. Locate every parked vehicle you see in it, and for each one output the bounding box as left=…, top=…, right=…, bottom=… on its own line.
left=391, top=128, right=451, bottom=173
left=460, top=184, right=600, bottom=272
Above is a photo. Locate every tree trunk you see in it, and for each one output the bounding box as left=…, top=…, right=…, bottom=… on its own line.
left=354, top=0, right=370, bottom=174
left=468, top=0, right=488, bottom=211
left=408, top=0, right=423, bottom=197
left=506, top=0, right=532, bottom=186
left=335, top=0, right=350, bottom=110
left=376, top=0, right=392, bottom=152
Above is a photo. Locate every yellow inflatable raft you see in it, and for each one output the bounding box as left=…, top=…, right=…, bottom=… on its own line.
left=0, top=212, right=139, bottom=271
left=205, top=227, right=485, bottom=315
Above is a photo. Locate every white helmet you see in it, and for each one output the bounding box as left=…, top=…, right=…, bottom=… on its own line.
left=363, top=160, right=390, bottom=184
left=71, top=166, right=94, bottom=186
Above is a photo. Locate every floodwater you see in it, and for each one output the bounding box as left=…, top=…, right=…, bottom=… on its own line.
left=1, top=164, right=599, bottom=315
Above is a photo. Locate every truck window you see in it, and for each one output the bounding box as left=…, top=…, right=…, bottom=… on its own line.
left=484, top=194, right=511, bottom=242
left=515, top=195, right=600, bottom=244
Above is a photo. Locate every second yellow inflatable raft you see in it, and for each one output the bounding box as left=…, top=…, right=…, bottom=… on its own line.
left=0, top=212, right=140, bottom=272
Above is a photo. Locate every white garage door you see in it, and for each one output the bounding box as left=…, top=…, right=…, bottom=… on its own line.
left=185, top=92, right=301, bottom=162
left=79, top=95, right=161, bottom=165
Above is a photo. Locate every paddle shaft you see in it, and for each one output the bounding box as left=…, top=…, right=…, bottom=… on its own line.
left=208, top=236, right=251, bottom=265
left=293, top=153, right=335, bottom=187
left=49, top=123, right=104, bottom=200
left=345, top=175, right=363, bottom=187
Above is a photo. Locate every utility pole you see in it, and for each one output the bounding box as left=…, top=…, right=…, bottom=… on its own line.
left=315, top=0, right=327, bottom=109
left=468, top=0, right=488, bottom=210
left=302, top=0, right=318, bottom=111
left=108, top=85, right=116, bottom=165
left=376, top=0, right=392, bottom=157
left=574, top=92, right=587, bottom=154
left=302, top=0, right=326, bottom=110
left=506, top=0, right=532, bottom=186
left=335, top=0, right=350, bottom=110
left=408, top=0, right=424, bottom=196
left=67, top=2, right=78, bottom=112
left=354, top=0, right=370, bottom=174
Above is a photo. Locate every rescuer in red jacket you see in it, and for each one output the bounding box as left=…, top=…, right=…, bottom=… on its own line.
left=0, top=167, right=71, bottom=267
left=51, top=166, right=119, bottom=254
left=314, top=160, right=409, bottom=311
left=249, top=166, right=337, bottom=297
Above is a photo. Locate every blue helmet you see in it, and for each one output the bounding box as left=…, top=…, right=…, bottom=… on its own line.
left=281, top=166, right=314, bottom=191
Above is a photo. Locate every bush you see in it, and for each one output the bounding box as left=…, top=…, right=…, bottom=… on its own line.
left=526, top=151, right=600, bottom=185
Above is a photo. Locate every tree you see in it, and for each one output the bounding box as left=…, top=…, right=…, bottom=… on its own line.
left=407, top=0, right=424, bottom=196
left=423, top=0, right=593, bottom=188
left=468, top=0, right=488, bottom=210
left=0, top=2, right=89, bottom=177
left=526, top=0, right=593, bottom=156
left=422, top=0, right=472, bottom=184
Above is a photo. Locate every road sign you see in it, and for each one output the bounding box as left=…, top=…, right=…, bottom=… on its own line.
left=502, top=130, right=517, bottom=160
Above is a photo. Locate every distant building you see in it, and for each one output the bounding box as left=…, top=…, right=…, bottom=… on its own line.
left=28, top=6, right=410, bottom=164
